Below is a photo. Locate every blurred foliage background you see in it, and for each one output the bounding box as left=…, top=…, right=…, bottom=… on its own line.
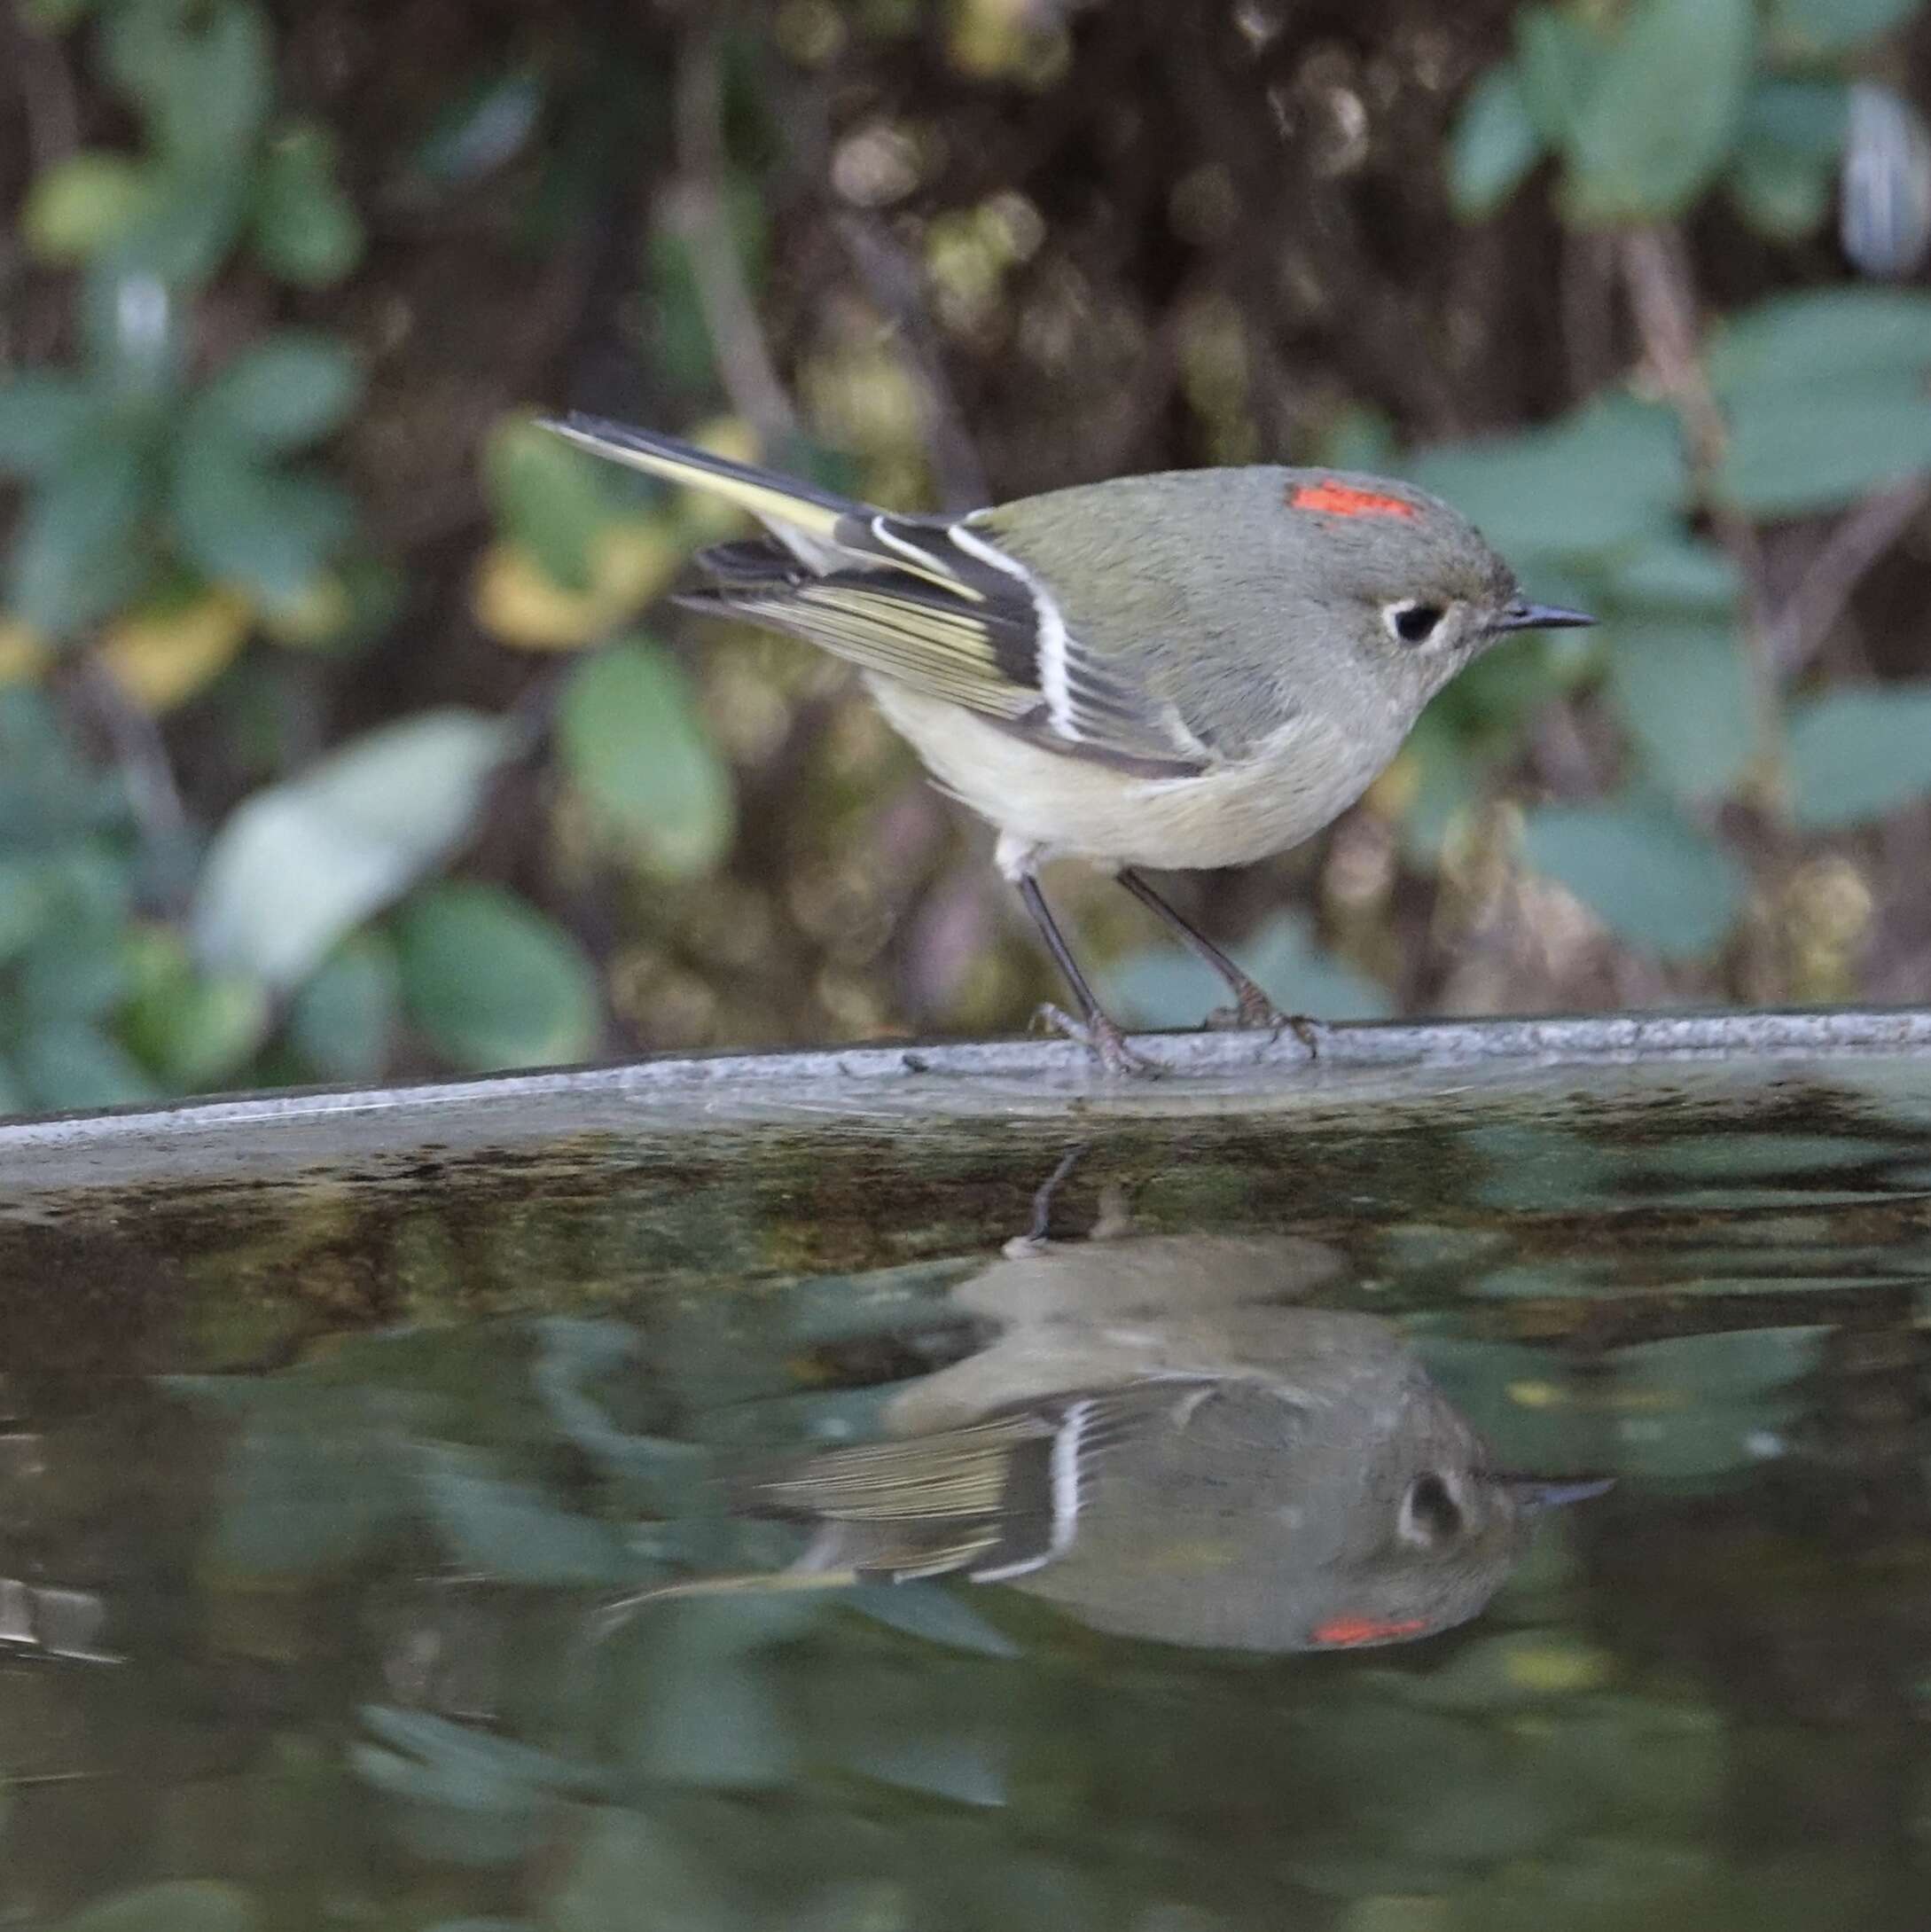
left=7, top=0, right=1931, bottom=1112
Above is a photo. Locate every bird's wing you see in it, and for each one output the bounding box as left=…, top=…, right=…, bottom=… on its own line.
left=741, top=1383, right=1210, bottom=1585
left=541, top=414, right=1208, bottom=777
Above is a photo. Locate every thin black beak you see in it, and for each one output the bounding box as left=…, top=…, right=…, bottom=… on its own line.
left=1495, top=598, right=1596, bottom=633
left=1504, top=1475, right=1615, bottom=1513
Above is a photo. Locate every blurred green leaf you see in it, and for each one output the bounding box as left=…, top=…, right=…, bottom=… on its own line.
left=1450, top=63, right=1544, bottom=218
left=845, top=1583, right=1020, bottom=1659
left=113, top=163, right=250, bottom=285
left=1731, top=79, right=1849, bottom=233
left=0, top=373, right=109, bottom=480
left=409, top=69, right=547, bottom=188
left=395, top=881, right=600, bottom=1071
left=22, top=0, right=104, bottom=26
left=549, top=1810, right=741, bottom=1932
left=1395, top=708, right=1487, bottom=864
left=623, top=1647, right=797, bottom=1791
left=9, top=853, right=129, bottom=1022
left=1522, top=796, right=1747, bottom=958
left=1741, top=78, right=1851, bottom=163
left=193, top=708, right=510, bottom=988
left=288, top=934, right=401, bottom=1081
left=54, top=1880, right=260, bottom=1932
left=559, top=639, right=736, bottom=878
left=118, top=929, right=268, bottom=1088
left=1100, top=908, right=1389, bottom=1029
left=169, top=434, right=355, bottom=602
left=1769, top=0, right=1923, bottom=53
left=19, top=922, right=129, bottom=1025
left=1513, top=7, right=1598, bottom=150
left=1604, top=617, right=1755, bottom=803
left=1566, top=0, right=1755, bottom=224
left=1615, top=1325, right=1830, bottom=1398
left=416, top=1444, right=625, bottom=1584
left=1449, top=610, right=1602, bottom=727
left=1408, top=398, right=1684, bottom=556
left=9, top=436, right=151, bottom=635
left=192, top=333, right=363, bottom=451
left=1786, top=684, right=1931, bottom=827
left=352, top=1708, right=588, bottom=1868
left=21, top=151, right=153, bottom=260
left=1608, top=1326, right=1828, bottom=1480
left=1716, top=379, right=1931, bottom=515
left=485, top=418, right=617, bottom=592
left=205, top=1388, right=410, bottom=1577
left=251, top=121, right=364, bottom=287
left=362, top=1706, right=598, bottom=1796
left=0, top=859, right=51, bottom=967
left=1602, top=536, right=1739, bottom=612
left=1728, top=135, right=1833, bottom=239
left=103, top=0, right=270, bottom=163
left=353, top=1743, right=550, bottom=1867
left=14, top=1017, right=157, bottom=1112
left=1709, top=287, right=1931, bottom=394
left=1399, top=1629, right=1616, bottom=1710
left=648, top=182, right=769, bottom=398
left=838, top=1725, right=1009, bottom=1808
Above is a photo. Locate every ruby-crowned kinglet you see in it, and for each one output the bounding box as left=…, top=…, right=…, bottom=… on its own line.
left=629, top=1232, right=1607, bottom=1654
left=542, top=415, right=1591, bottom=1072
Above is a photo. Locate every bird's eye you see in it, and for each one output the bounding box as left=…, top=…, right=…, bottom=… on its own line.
left=1399, top=1471, right=1465, bottom=1546
left=1386, top=599, right=1446, bottom=646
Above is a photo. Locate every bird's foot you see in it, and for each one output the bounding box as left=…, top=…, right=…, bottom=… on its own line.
left=1203, top=986, right=1324, bottom=1056
left=1035, top=1004, right=1162, bottom=1078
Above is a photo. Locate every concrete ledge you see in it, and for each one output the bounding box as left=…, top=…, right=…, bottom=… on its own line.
left=3, top=1005, right=1929, bottom=1199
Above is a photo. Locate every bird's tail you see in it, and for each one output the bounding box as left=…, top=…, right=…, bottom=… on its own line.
left=539, top=412, right=860, bottom=568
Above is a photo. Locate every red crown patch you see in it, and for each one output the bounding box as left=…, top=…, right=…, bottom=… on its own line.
left=1288, top=481, right=1418, bottom=520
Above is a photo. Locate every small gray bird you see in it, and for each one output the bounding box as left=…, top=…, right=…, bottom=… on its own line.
left=633, top=1233, right=1607, bottom=1654
left=543, top=416, right=1592, bottom=1071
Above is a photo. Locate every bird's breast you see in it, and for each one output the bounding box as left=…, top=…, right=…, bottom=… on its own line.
left=868, top=678, right=1399, bottom=872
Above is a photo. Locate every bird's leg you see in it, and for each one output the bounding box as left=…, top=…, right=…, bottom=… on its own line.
left=1114, top=868, right=1321, bottom=1053
left=1015, top=874, right=1159, bottom=1077
left=1005, top=1141, right=1089, bottom=1256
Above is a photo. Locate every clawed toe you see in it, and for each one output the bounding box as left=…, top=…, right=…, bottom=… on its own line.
left=1034, top=1004, right=1163, bottom=1077
left=1202, top=991, right=1323, bottom=1057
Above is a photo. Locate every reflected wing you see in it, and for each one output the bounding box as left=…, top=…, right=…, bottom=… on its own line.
left=742, top=1383, right=1208, bottom=1584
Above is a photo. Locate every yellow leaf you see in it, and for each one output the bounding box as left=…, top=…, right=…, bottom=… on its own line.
left=671, top=415, right=764, bottom=544
left=1501, top=1639, right=1615, bottom=1695
left=473, top=520, right=684, bottom=652
left=258, top=572, right=355, bottom=648
left=98, top=587, right=254, bottom=712
left=22, top=151, right=152, bottom=261
left=0, top=618, right=51, bottom=686
left=1364, top=748, right=1419, bottom=821
left=947, top=0, right=1065, bottom=80
left=689, top=415, right=761, bottom=466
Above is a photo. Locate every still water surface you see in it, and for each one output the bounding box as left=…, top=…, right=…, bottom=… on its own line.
left=2, top=1040, right=1930, bottom=1929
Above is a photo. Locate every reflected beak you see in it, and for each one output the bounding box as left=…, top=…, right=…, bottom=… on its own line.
left=1495, top=598, right=1596, bottom=633
left=1504, top=1475, right=1616, bottom=1513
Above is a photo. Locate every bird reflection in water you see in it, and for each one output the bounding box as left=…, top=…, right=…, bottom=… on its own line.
left=624, top=1163, right=1608, bottom=1654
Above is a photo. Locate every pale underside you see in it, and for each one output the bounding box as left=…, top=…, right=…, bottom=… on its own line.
left=866, top=673, right=1401, bottom=876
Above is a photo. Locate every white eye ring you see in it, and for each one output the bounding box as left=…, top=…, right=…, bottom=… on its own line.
left=1398, top=1469, right=1466, bottom=1547
left=1385, top=598, right=1447, bottom=646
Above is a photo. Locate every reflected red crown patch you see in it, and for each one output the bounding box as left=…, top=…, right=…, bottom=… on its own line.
left=1309, top=1615, right=1430, bottom=1647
